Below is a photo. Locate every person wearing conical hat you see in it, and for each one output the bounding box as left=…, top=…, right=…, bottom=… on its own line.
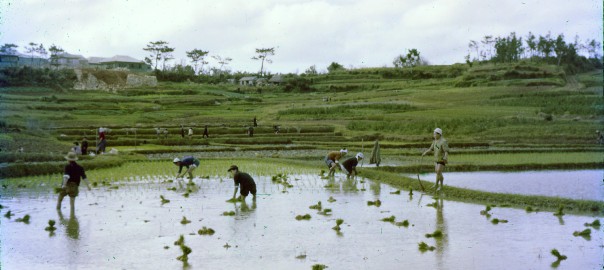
left=57, top=152, right=91, bottom=212
left=422, top=128, right=449, bottom=192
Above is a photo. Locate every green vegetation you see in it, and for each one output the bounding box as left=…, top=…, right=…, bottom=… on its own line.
left=584, top=219, right=600, bottom=228
left=180, top=216, right=191, bottom=225
left=197, top=227, right=215, bottom=235
left=15, top=214, right=30, bottom=224
left=295, top=214, right=311, bottom=220
left=44, top=220, right=57, bottom=232
left=367, top=200, right=382, bottom=207
left=418, top=242, right=436, bottom=252
left=312, top=264, right=328, bottom=270
left=425, top=230, right=443, bottom=238
left=395, top=220, right=410, bottom=227
left=222, top=211, right=236, bottom=216
left=332, top=218, right=344, bottom=231
left=381, top=215, right=396, bottom=223
left=572, top=229, right=591, bottom=237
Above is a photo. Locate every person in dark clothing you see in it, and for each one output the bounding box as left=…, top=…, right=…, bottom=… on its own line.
left=341, top=152, right=364, bottom=178
left=81, top=137, right=88, bottom=155
left=181, top=125, right=185, bottom=138
left=203, top=125, right=209, bottom=138
left=228, top=165, right=257, bottom=201
left=173, top=156, right=200, bottom=180
left=248, top=126, right=254, bottom=137
left=253, top=116, right=258, bottom=127
left=57, top=152, right=91, bottom=211
left=97, top=127, right=107, bottom=154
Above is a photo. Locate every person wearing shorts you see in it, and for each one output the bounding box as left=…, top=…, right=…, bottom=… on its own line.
left=173, top=156, right=200, bottom=180
left=57, top=151, right=91, bottom=212
left=422, top=128, right=449, bottom=192
left=228, top=165, right=257, bottom=201
left=324, top=149, right=347, bottom=177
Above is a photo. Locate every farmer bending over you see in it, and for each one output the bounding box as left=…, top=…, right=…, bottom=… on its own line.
left=422, top=128, right=449, bottom=192
left=324, top=149, right=347, bottom=177
left=57, top=152, right=91, bottom=212
left=228, top=165, right=257, bottom=201
left=341, top=152, right=363, bottom=179
left=173, top=156, right=200, bottom=180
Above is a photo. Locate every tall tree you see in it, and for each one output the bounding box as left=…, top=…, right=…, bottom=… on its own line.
left=251, top=47, right=275, bottom=76
left=525, top=32, right=537, bottom=59
left=393, top=49, right=421, bottom=72
left=143, top=41, right=172, bottom=71
left=537, top=33, right=554, bottom=58
left=48, top=44, right=64, bottom=69
left=481, top=35, right=494, bottom=60
left=160, top=46, right=174, bottom=71
left=327, top=62, right=345, bottom=73
left=212, top=55, right=232, bottom=73
left=0, top=43, right=18, bottom=55
left=186, top=49, right=209, bottom=75
left=25, top=42, right=39, bottom=66
left=305, top=65, right=318, bottom=75
left=553, top=34, right=567, bottom=66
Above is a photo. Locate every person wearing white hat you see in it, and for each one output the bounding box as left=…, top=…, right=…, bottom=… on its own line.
left=173, top=156, right=200, bottom=180
left=422, top=128, right=449, bottom=192
left=324, top=148, right=348, bottom=177
left=57, top=151, right=91, bottom=212
left=341, top=152, right=364, bottom=178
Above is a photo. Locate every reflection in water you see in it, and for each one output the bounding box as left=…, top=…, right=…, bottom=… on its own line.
left=58, top=209, right=80, bottom=240
left=557, top=216, right=565, bottom=226
left=369, top=181, right=381, bottom=196
left=435, top=198, right=448, bottom=269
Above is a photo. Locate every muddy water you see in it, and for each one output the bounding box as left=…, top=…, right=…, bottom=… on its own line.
left=1, top=174, right=602, bottom=269
left=416, top=170, right=603, bottom=201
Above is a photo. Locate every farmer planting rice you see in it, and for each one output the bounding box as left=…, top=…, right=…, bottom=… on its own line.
left=324, top=149, right=348, bottom=177
left=57, top=151, right=91, bottom=212
left=422, top=128, right=449, bottom=192
left=173, top=156, right=200, bottom=180
left=228, top=165, right=257, bottom=202
left=341, top=152, right=364, bottom=179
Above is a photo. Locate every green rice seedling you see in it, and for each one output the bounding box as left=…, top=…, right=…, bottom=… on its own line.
left=584, top=219, right=600, bottom=228
left=222, top=211, right=236, bottom=216
left=425, top=230, right=443, bottom=238
left=92, top=182, right=98, bottom=187
left=160, top=195, right=170, bottom=204
left=572, top=228, right=591, bottom=237
left=390, top=190, right=401, bottom=195
left=553, top=205, right=565, bottom=216
left=491, top=218, right=508, bottom=224
left=381, top=215, right=395, bottom=223
left=223, top=243, right=231, bottom=249
left=174, top=235, right=185, bottom=246
left=332, top=219, right=344, bottom=231
left=327, top=196, right=336, bottom=203
left=180, top=216, right=191, bottom=225
left=15, top=214, right=30, bottom=224
left=480, top=205, right=491, bottom=215
left=525, top=206, right=539, bottom=213
left=367, top=199, right=381, bottom=207
left=53, top=187, right=63, bottom=194
left=167, top=187, right=177, bottom=191
left=324, top=183, right=334, bottom=188
left=426, top=202, right=438, bottom=208
left=395, top=220, right=410, bottom=227
left=309, top=201, right=322, bottom=211
left=183, top=193, right=189, bottom=198
left=295, top=214, right=311, bottom=220
left=44, top=220, right=57, bottom=232
left=295, top=253, right=307, bottom=259
left=319, top=208, right=332, bottom=215
left=418, top=242, right=435, bottom=252
left=319, top=170, right=325, bottom=176
left=176, top=244, right=192, bottom=262
left=0, top=204, right=3, bottom=209
left=225, top=198, right=238, bottom=203
left=4, top=211, right=13, bottom=218
left=312, top=264, right=328, bottom=270
left=164, top=246, right=169, bottom=250
left=197, top=226, right=215, bottom=235
left=408, top=189, right=413, bottom=196
left=550, top=249, right=567, bottom=261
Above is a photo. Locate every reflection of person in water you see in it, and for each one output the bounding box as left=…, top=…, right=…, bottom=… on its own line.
left=434, top=198, right=448, bottom=269
left=58, top=209, right=80, bottom=240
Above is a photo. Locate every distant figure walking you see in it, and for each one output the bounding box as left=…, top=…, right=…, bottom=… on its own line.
left=273, top=125, right=280, bottom=134
left=72, top=142, right=81, bottom=155
left=369, top=140, right=381, bottom=167
left=97, top=127, right=107, bottom=154
left=57, top=152, right=91, bottom=212
left=422, top=128, right=449, bottom=192
left=163, top=128, right=168, bottom=139
left=81, top=137, right=88, bottom=155
left=188, top=127, right=193, bottom=138
left=253, top=117, right=258, bottom=127
left=203, top=125, right=209, bottom=138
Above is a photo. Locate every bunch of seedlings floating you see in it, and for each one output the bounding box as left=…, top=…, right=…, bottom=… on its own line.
left=491, top=218, right=508, bottom=224
left=332, top=219, right=344, bottom=232
left=524, top=206, right=539, bottom=213
left=222, top=211, right=236, bottom=216
left=381, top=215, right=396, bottom=223
left=4, top=210, right=14, bottom=218
left=177, top=244, right=192, bottom=263
left=550, top=249, right=567, bottom=267
left=318, top=208, right=332, bottom=216
left=389, top=190, right=401, bottom=195
left=312, top=264, right=328, bottom=270
left=309, top=201, right=322, bottom=211
left=160, top=195, right=170, bottom=204
left=327, top=196, right=336, bottom=203
left=425, top=230, right=443, bottom=238
left=584, top=219, right=600, bottom=228
left=553, top=205, right=565, bottom=216
left=295, top=214, right=311, bottom=220
left=15, top=214, right=30, bottom=224
left=174, top=235, right=185, bottom=246
left=426, top=202, right=438, bottom=208
left=271, top=173, right=293, bottom=188
left=197, top=226, right=215, bottom=235
left=395, top=220, right=410, bottom=227
left=367, top=199, right=381, bottom=207
left=44, top=220, right=57, bottom=232
left=180, top=216, right=191, bottom=224
left=418, top=242, right=436, bottom=252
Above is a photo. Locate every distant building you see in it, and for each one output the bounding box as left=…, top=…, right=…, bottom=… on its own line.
left=89, top=55, right=150, bottom=71
left=239, top=76, right=257, bottom=86
left=269, top=74, right=285, bottom=85
left=0, top=53, right=19, bottom=68
left=56, top=52, right=88, bottom=68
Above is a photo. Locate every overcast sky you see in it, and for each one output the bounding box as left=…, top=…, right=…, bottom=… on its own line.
left=0, top=0, right=601, bottom=73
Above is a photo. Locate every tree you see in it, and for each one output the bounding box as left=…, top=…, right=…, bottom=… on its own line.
left=211, top=55, right=232, bottom=73
left=468, top=40, right=479, bottom=62
left=25, top=42, right=39, bottom=66
left=327, top=62, right=345, bottom=73
left=553, top=34, right=567, bottom=66
left=525, top=32, right=537, bottom=59
left=304, top=65, right=318, bottom=75
left=143, top=41, right=172, bottom=71
left=393, top=49, right=421, bottom=72
left=160, top=46, right=174, bottom=71
left=0, top=43, right=18, bottom=55
left=186, top=49, right=209, bottom=75
left=481, top=35, right=494, bottom=60
left=251, top=47, right=275, bottom=76
left=48, top=44, right=64, bottom=69
left=537, top=33, right=554, bottom=58
left=585, top=39, right=601, bottom=60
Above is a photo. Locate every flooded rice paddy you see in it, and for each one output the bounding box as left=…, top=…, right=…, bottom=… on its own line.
left=1, top=170, right=603, bottom=269
left=416, top=170, right=603, bottom=201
